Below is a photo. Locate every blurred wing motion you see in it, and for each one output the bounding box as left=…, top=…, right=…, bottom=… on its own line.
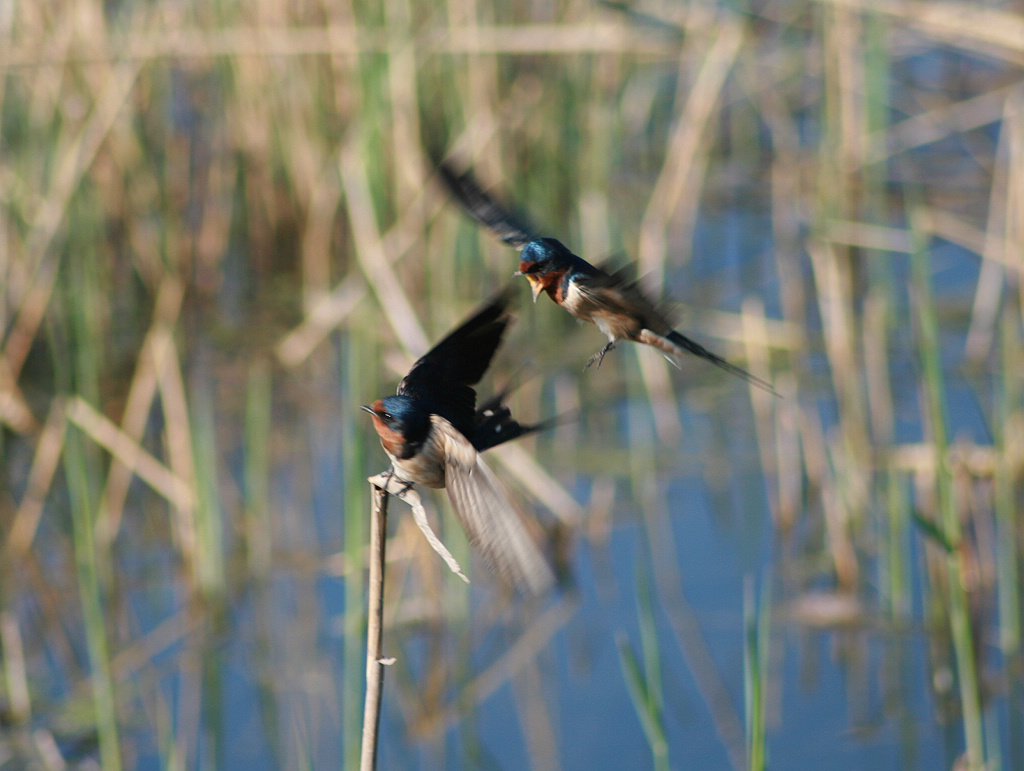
left=438, top=161, right=536, bottom=248
left=398, top=288, right=515, bottom=434
left=434, top=416, right=555, bottom=595
left=439, top=162, right=777, bottom=395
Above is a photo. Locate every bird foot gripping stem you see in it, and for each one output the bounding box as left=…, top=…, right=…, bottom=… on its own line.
left=380, top=466, right=414, bottom=497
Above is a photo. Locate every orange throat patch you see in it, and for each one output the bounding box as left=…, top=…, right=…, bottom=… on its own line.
left=521, top=270, right=563, bottom=303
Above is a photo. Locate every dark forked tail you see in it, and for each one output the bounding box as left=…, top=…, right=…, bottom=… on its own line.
left=637, top=328, right=779, bottom=395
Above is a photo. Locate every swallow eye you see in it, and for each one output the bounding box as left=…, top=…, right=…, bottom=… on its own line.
left=381, top=412, right=393, bottom=422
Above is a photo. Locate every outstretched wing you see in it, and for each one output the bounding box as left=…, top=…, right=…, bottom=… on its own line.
left=437, top=162, right=537, bottom=249
left=398, top=289, right=515, bottom=431
left=433, top=416, right=555, bottom=595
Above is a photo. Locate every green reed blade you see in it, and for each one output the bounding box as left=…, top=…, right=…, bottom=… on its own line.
left=744, top=574, right=771, bottom=771
left=996, top=306, right=1021, bottom=656
left=617, top=556, right=669, bottom=771
left=190, top=386, right=226, bottom=599
left=910, top=210, right=985, bottom=769
left=64, top=425, right=123, bottom=771
left=244, top=359, right=273, bottom=576
left=617, top=631, right=670, bottom=771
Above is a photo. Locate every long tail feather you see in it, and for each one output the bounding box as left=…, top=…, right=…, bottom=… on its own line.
left=638, top=329, right=779, bottom=395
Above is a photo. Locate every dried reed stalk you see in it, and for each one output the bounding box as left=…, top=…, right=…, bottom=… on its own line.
left=360, top=482, right=389, bottom=771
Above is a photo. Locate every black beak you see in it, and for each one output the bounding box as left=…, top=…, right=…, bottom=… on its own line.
left=360, top=405, right=376, bottom=416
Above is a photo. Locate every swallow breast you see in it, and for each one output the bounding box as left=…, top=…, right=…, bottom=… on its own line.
left=387, top=429, right=447, bottom=489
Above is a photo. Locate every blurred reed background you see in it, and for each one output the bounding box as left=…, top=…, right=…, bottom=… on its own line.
left=1, top=0, right=1022, bottom=769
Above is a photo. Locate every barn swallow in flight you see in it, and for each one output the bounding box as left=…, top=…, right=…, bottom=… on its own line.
left=362, top=289, right=556, bottom=594
left=438, top=162, right=777, bottom=394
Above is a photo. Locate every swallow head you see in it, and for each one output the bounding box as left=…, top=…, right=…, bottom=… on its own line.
left=515, top=238, right=573, bottom=303
left=362, top=395, right=431, bottom=460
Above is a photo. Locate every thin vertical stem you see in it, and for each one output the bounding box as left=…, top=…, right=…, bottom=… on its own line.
left=64, top=426, right=122, bottom=771
left=744, top=575, right=769, bottom=771
left=910, top=211, right=985, bottom=769
left=996, top=305, right=1021, bottom=656
left=360, top=483, right=389, bottom=771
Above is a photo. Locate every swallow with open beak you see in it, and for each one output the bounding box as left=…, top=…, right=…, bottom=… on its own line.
left=362, top=289, right=556, bottom=594
left=438, top=162, right=776, bottom=394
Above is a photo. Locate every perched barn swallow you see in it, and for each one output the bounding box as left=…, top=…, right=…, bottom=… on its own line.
left=362, top=289, right=556, bottom=594
left=438, top=162, right=777, bottom=394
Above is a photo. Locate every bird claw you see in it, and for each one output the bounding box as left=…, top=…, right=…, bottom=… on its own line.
left=584, top=342, right=616, bottom=371
left=381, top=466, right=414, bottom=497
